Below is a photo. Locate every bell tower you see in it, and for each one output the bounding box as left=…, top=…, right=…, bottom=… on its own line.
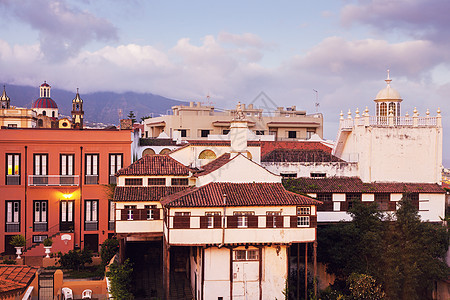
left=71, top=88, right=84, bottom=129
left=0, top=85, right=10, bottom=109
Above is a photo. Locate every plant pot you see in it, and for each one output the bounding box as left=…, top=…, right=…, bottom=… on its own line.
left=15, top=247, right=23, bottom=259
left=44, top=246, right=52, bottom=258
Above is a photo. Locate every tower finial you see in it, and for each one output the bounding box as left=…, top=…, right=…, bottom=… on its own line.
left=77, top=87, right=79, bottom=94
left=385, top=69, right=392, bottom=85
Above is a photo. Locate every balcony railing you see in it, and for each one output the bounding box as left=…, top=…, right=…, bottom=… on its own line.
left=85, top=221, right=98, bottom=231
left=6, top=175, right=20, bottom=185
left=28, top=175, right=79, bottom=186
left=33, top=222, right=48, bottom=232
left=108, top=220, right=115, bottom=231
left=6, top=222, right=20, bottom=232
left=109, top=175, right=117, bottom=185
left=85, top=175, right=99, bottom=185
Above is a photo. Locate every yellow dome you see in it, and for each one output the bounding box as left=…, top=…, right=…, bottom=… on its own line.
left=375, top=72, right=402, bottom=101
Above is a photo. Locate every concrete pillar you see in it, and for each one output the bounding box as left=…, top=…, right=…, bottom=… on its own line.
left=54, top=269, right=64, bottom=297
left=413, top=107, right=418, bottom=127
left=230, top=120, right=248, bottom=154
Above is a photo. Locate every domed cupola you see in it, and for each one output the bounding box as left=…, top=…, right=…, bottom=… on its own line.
left=1, top=85, right=11, bottom=109
left=32, top=81, right=59, bottom=119
left=374, top=71, right=402, bottom=117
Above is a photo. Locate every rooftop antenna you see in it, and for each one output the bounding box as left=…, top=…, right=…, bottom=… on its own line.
left=118, top=108, right=123, bottom=119
left=313, top=89, right=319, bottom=112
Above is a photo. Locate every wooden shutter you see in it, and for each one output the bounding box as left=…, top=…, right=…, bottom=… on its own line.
left=266, top=216, right=273, bottom=228
left=310, top=215, right=317, bottom=228
left=213, top=215, right=222, bottom=228
left=200, top=216, right=208, bottom=229
left=388, top=201, right=397, bottom=211
left=290, top=216, right=298, bottom=228
left=227, top=216, right=238, bottom=228
left=121, top=209, right=127, bottom=221
left=275, top=216, right=284, bottom=228
left=133, top=209, right=141, bottom=220
left=173, top=216, right=190, bottom=229
left=154, top=208, right=160, bottom=220
left=341, top=201, right=348, bottom=211
left=248, top=215, right=258, bottom=228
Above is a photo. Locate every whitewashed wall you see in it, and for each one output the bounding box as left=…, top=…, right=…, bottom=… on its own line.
left=261, top=162, right=358, bottom=178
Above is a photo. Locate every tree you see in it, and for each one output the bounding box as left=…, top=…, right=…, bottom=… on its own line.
left=106, top=259, right=134, bottom=300
left=100, top=238, right=119, bottom=267
left=127, top=111, right=137, bottom=124
left=58, top=249, right=93, bottom=271
left=347, top=273, right=385, bottom=300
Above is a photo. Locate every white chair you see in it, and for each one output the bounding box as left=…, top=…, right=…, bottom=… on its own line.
left=62, top=287, right=73, bottom=300
left=82, top=289, right=92, bottom=299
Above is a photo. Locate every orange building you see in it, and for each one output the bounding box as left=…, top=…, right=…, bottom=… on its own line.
left=0, top=127, right=132, bottom=257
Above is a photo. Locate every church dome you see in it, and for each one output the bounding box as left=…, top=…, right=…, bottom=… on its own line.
left=32, top=97, right=58, bottom=109
left=375, top=72, right=402, bottom=101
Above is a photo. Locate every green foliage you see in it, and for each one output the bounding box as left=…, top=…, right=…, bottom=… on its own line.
left=318, top=195, right=449, bottom=300
left=43, top=237, right=53, bottom=247
left=106, top=259, right=134, bottom=300
left=127, top=111, right=137, bottom=124
left=100, top=238, right=119, bottom=266
left=10, top=235, right=26, bottom=247
left=57, top=248, right=93, bottom=271
left=347, top=273, right=385, bottom=300
left=1, top=259, right=17, bottom=265
left=140, top=115, right=151, bottom=122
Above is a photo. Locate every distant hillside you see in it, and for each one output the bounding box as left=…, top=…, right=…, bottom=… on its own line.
left=4, top=84, right=188, bottom=125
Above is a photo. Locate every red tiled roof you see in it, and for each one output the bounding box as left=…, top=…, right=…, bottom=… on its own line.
left=283, top=177, right=445, bottom=194
left=116, top=155, right=190, bottom=176
left=260, top=141, right=332, bottom=157
left=169, top=140, right=261, bottom=154
left=194, top=153, right=232, bottom=177
left=161, top=182, right=321, bottom=207
left=262, top=149, right=344, bottom=163
left=0, top=265, right=38, bottom=293
left=114, top=186, right=188, bottom=201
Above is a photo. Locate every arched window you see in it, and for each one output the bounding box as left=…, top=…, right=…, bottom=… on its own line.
left=52, top=111, right=55, bottom=118
left=379, top=103, right=387, bottom=116
left=159, top=148, right=171, bottom=155
left=376, top=103, right=379, bottom=116
left=198, top=150, right=217, bottom=159
left=142, top=148, right=155, bottom=156
left=42, top=110, right=46, bottom=116
left=38, top=119, right=43, bottom=127
left=389, top=103, right=396, bottom=116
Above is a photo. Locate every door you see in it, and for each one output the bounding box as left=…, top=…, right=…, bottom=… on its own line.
left=84, top=234, right=99, bottom=253
left=60, top=200, right=74, bottom=232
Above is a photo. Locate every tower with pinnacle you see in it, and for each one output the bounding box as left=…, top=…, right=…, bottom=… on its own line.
left=71, top=88, right=84, bottom=129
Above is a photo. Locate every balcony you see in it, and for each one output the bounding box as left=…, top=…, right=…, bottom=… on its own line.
left=6, top=222, right=20, bottom=232
left=108, top=220, right=115, bottom=231
left=33, top=222, right=48, bottom=232
left=6, top=175, right=20, bottom=185
left=116, top=208, right=162, bottom=234
left=85, top=175, right=98, bottom=185
left=85, top=221, right=98, bottom=231
left=28, top=175, right=79, bottom=186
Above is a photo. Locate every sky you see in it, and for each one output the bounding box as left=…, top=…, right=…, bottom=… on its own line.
left=1, top=0, right=450, bottom=164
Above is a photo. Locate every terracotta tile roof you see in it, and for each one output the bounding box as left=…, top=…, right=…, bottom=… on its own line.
left=0, top=265, right=38, bottom=294
left=283, top=177, right=446, bottom=194
left=139, top=138, right=178, bottom=146
left=194, top=153, right=232, bottom=177
left=170, top=140, right=261, bottom=154
left=161, top=182, right=321, bottom=207
left=116, top=155, right=190, bottom=176
left=260, top=141, right=332, bottom=157
left=262, top=149, right=344, bottom=163
left=114, top=186, right=188, bottom=201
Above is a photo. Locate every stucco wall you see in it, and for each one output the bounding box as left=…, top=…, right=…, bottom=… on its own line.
left=261, top=161, right=358, bottom=177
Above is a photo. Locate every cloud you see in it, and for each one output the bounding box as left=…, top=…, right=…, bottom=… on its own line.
left=0, top=0, right=117, bottom=62
left=217, top=32, right=266, bottom=48
left=340, top=0, right=450, bottom=43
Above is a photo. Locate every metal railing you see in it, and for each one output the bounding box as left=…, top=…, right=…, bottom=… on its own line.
left=28, top=175, right=79, bottom=186
left=6, top=175, right=20, bottom=185
left=85, top=221, right=98, bottom=231
left=6, top=222, right=20, bottom=233
left=85, top=175, right=98, bottom=185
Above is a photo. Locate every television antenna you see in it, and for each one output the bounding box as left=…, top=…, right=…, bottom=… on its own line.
left=313, top=89, right=319, bottom=112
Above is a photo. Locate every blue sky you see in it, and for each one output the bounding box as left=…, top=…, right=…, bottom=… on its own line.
left=1, top=0, right=450, bottom=164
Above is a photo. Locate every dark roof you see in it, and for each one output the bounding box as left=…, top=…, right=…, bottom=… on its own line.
left=32, top=97, right=58, bottom=109
left=114, top=186, right=188, bottom=201
left=283, top=177, right=445, bottom=194
left=260, top=141, right=332, bottom=157
left=170, top=140, right=261, bottom=154
left=161, top=182, right=321, bottom=207
left=139, top=138, right=178, bottom=146
left=0, top=264, right=38, bottom=294
left=116, top=155, right=190, bottom=176
left=40, top=82, right=50, bottom=87
left=194, top=153, right=232, bottom=177
left=262, top=149, right=344, bottom=163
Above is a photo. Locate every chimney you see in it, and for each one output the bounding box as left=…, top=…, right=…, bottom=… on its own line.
left=230, top=120, right=248, bottom=155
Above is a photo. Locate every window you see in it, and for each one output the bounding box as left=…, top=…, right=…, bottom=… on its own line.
left=124, top=205, right=136, bottom=220
left=6, top=201, right=20, bottom=232
left=125, top=178, right=143, bottom=186
left=33, top=154, right=48, bottom=185
left=145, top=205, right=159, bottom=220
left=201, top=130, right=210, bottom=138
left=317, top=193, right=333, bottom=211
left=6, top=153, right=20, bottom=185
left=85, top=200, right=98, bottom=231
left=375, top=193, right=390, bottom=211
left=345, top=193, right=362, bottom=210
left=306, top=129, right=316, bottom=140
left=297, top=206, right=311, bottom=215
left=389, top=102, right=396, bottom=116
left=60, top=200, right=74, bottom=231
left=310, top=173, right=326, bottom=178
left=234, top=211, right=254, bottom=228
left=33, top=200, right=48, bottom=231
left=85, top=154, right=99, bottom=184
left=60, top=154, right=74, bottom=175
left=266, top=211, right=282, bottom=228
left=380, top=103, right=387, bottom=116
left=7, top=124, right=17, bottom=128
left=255, top=130, right=264, bottom=135
left=234, top=249, right=259, bottom=261
left=33, top=235, right=48, bottom=243
left=206, top=212, right=220, bottom=228
left=222, top=129, right=230, bottom=135
left=288, top=131, right=297, bottom=139
left=198, top=150, right=216, bottom=159
left=148, top=178, right=166, bottom=186
left=178, top=129, right=187, bottom=137
left=108, top=201, right=115, bottom=230
left=109, top=154, right=123, bottom=184
left=404, top=193, right=419, bottom=210
left=281, top=173, right=297, bottom=178
left=297, top=216, right=310, bottom=227
left=171, top=178, right=189, bottom=186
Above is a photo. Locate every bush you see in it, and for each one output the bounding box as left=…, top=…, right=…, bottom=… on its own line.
left=100, top=238, right=119, bottom=266
left=58, top=248, right=93, bottom=271
left=43, top=238, right=53, bottom=247
left=106, top=259, right=134, bottom=300
left=10, top=235, right=26, bottom=247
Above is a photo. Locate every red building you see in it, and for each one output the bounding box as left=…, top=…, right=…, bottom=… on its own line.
left=0, top=127, right=132, bottom=257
